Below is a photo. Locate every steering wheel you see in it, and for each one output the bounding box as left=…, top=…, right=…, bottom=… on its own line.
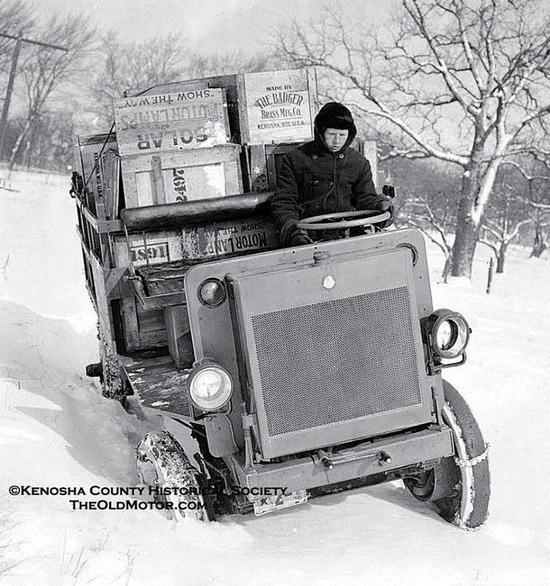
left=295, top=209, right=390, bottom=231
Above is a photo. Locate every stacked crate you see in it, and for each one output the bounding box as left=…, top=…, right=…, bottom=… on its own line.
left=113, top=85, right=229, bottom=352
left=129, top=68, right=319, bottom=191
left=114, top=87, right=241, bottom=207
left=75, top=68, right=319, bottom=357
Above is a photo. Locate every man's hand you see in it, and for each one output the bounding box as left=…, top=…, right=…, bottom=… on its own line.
left=371, top=196, right=395, bottom=227
left=280, top=219, right=313, bottom=246
left=290, top=229, right=313, bottom=246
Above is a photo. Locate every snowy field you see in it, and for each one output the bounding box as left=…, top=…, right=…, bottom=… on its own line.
left=0, top=171, right=549, bottom=585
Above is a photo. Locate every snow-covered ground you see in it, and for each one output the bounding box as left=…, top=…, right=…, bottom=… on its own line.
left=0, top=171, right=549, bottom=585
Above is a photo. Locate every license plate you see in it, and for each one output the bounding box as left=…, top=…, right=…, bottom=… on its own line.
left=253, top=490, right=308, bottom=517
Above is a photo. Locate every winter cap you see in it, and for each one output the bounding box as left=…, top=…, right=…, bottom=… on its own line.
left=314, top=102, right=357, bottom=136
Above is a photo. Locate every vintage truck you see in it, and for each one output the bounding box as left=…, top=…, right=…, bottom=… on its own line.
left=71, top=68, right=490, bottom=528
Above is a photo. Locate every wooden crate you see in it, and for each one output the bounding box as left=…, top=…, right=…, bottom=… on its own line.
left=130, top=74, right=243, bottom=142
left=76, top=132, right=119, bottom=218
left=121, top=297, right=167, bottom=352
left=114, top=88, right=230, bottom=157
left=112, top=215, right=278, bottom=269
left=236, top=69, right=318, bottom=145
left=120, top=144, right=242, bottom=208
left=180, top=215, right=278, bottom=260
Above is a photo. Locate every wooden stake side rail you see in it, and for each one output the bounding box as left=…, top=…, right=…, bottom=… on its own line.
left=74, top=195, right=123, bottom=234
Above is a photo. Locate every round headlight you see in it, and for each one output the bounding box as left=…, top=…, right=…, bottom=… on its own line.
left=198, top=278, right=226, bottom=307
left=431, top=311, right=469, bottom=359
left=187, top=365, right=233, bottom=411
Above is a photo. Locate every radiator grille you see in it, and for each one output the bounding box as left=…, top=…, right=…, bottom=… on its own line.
left=251, top=287, right=422, bottom=436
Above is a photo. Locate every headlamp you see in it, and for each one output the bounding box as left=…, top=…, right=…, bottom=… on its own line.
left=423, top=309, right=470, bottom=360
left=186, top=362, right=233, bottom=411
left=198, top=278, right=226, bottom=307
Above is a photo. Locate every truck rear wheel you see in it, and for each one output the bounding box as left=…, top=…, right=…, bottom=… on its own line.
left=405, top=381, right=490, bottom=529
left=136, top=430, right=215, bottom=522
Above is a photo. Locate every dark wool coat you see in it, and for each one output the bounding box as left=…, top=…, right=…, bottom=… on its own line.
left=270, top=103, right=380, bottom=231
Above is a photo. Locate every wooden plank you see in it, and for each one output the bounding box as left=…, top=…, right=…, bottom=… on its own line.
left=164, top=305, right=193, bottom=368
left=104, top=267, right=128, bottom=298
left=151, top=155, right=165, bottom=204
left=89, top=251, right=117, bottom=350
left=224, top=157, right=243, bottom=195
left=247, top=144, right=269, bottom=191
left=113, top=88, right=230, bottom=156
left=102, top=148, right=121, bottom=219
left=236, top=73, right=249, bottom=147
left=238, top=69, right=315, bottom=144
left=120, top=354, right=190, bottom=415
left=124, top=144, right=240, bottom=171
left=121, top=297, right=140, bottom=351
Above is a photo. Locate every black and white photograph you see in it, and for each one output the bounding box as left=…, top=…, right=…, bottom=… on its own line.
left=0, top=0, right=549, bottom=583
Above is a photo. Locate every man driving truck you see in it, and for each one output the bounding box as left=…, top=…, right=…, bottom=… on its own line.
left=271, top=101, right=394, bottom=246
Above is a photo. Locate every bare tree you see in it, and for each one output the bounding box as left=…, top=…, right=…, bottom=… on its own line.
left=8, top=106, right=76, bottom=171
left=479, top=217, right=531, bottom=274
left=388, top=156, right=459, bottom=280
left=0, top=0, right=33, bottom=70
left=529, top=207, right=550, bottom=258
left=503, top=160, right=550, bottom=257
left=90, top=32, right=190, bottom=125
left=8, top=13, right=95, bottom=169
left=401, top=196, right=455, bottom=281
left=477, top=163, right=531, bottom=272
left=276, top=0, right=550, bottom=277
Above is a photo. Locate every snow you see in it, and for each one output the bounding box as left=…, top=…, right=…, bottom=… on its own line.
left=1, top=170, right=549, bottom=584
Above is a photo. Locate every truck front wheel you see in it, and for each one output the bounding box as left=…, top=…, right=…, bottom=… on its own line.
left=404, top=381, right=490, bottom=529
left=136, top=430, right=215, bottom=522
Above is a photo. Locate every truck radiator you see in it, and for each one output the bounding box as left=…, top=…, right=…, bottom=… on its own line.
left=251, top=286, right=422, bottom=437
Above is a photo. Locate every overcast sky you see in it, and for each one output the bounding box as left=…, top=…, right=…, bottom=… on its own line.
left=39, top=0, right=395, bottom=54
